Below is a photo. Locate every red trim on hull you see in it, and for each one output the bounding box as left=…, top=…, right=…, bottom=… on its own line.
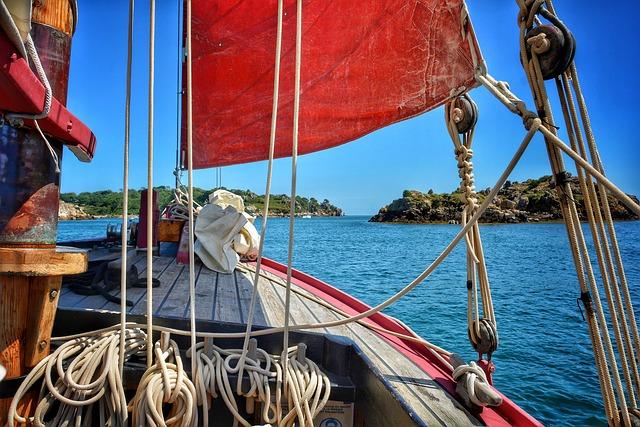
left=258, top=257, right=543, bottom=427
left=0, top=35, right=96, bottom=162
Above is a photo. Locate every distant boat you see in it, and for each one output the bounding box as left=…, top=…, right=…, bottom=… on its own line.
left=302, top=214, right=312, bottom=219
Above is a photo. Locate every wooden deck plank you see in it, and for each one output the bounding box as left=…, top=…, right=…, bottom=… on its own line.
left=150, top=261, right=184, bottom=314
left=234, top=270, right=268, bottom=326
left=58, top=288, right=90, bottom=307
left=237, top=269, right=285, bottom=327
left=127, top=256, right=174, bottom=315
left=193, top=267, right=217, bottom=320
left=99, top=253, right=156, bottom=312
left=158, top=263, right=203, bottom=318
left=242, top=265, right=480, bottom=426
left=214, top=272, right=241, bottom=323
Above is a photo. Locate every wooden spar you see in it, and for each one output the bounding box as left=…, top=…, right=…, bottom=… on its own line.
left=0, top=1, right=87, bottom=424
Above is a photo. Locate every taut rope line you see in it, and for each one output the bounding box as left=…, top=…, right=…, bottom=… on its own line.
left=445, top=95, right=498, bottom=362
left=282, top=0, right=303, bottom=392
left=185, top=0, right=198, bottom=395
left=119, top=0, right=134, bottom=379
left=145, top=0, right=156, bottom=367
left=235, top=0, right=284, bottom=398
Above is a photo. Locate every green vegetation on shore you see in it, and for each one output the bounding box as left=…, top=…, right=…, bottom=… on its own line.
left=60, top=187, right=342, bottom=218
left=370, top=175, right=639, bottom=224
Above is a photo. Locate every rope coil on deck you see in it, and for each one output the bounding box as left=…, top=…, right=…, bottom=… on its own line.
left=130, top=336, right=198, bottom=427
left=8, top=328, right=146, bottom=426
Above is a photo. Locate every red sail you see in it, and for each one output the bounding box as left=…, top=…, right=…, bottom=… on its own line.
left=183, top=0, right=482, bottom=169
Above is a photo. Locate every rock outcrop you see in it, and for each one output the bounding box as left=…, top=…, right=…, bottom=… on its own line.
left=370, top=176, right=639, bottom=224
left=58, top=201, right=92, bottom=220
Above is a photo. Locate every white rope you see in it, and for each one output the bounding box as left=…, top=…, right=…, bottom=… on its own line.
left=5, top=34, right=52, bottom=122
left=33, top=120, right=60, bottom=173
left=452, top=361, right=489, bottom=407
left=120, top=0, right=134, bottom=378
left=282, top=0, right=303, bottom=390
left=130, top=337, right=198, bottom=427
left=53, top=120, right=540, bottom=345
left=193, top=341, right=281, bottom=427
left=235, top=0, right=284, bottom=396
left=145, top=0, right=156, bottom=367
left=445, top=97, right=497, bottom=359
left=184, top=0, right=198, bottom=403
left=0, top=0, right=27, bottom=59
left=8, top=329, right=146, bottom=426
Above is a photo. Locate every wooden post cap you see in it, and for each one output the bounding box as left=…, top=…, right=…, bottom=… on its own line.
left=0, top=246, right=88, bottom=276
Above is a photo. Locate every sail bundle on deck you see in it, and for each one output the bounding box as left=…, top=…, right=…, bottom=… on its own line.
left=182, top=0, right=483, bottom=169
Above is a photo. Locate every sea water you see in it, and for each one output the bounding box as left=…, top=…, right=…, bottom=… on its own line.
left=58, top=217, right=640, bottom=426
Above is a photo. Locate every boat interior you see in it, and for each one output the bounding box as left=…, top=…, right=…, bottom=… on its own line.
left=55, top=244, right=485, bottom=426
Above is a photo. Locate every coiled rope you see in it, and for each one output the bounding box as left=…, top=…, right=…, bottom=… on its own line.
left=8, top=328, right=146, bottom=426
left=130, top=336, right=198, bottom=427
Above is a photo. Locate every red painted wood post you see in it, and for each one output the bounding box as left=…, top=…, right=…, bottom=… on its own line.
left=137, top=189, right=159, bottom=251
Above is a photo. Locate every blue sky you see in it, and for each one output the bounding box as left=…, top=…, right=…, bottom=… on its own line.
left=62, top=1, right=639, bottom=215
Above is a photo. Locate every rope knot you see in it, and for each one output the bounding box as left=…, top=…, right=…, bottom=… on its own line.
left=455, top=146, right=478, bottom=212
left=451, top=355, right=502, bottom=409
left=451, top=107, right=464, bottom=124
left=527, top=32, right=550, bottom=54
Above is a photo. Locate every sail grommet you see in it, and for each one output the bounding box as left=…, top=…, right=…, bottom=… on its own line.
left=469, top=318, right=498, bottom=356
left=525, top=22, right=575, bottom=80
left=450, top=95, right=478, bottom=134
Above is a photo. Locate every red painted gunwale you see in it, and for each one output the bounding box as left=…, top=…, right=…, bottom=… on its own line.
left=258, top=257, right=543, bottom=427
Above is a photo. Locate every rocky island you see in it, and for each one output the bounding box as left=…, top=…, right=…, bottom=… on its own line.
left=59, top=187, right=342, bottom=220
left=370, top=176, right=639, bottom=224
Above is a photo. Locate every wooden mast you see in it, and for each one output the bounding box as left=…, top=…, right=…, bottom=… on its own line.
left=0, top=1, right=87, bottom=423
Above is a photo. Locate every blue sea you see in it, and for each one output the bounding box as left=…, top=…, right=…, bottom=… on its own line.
left=58, top=217, right=640, bottom=426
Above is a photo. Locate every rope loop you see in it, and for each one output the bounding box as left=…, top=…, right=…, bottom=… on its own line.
left=190, top=341, right=329, bottom=427
left=9, top=328, right=146, bottom=426
left=131, top=337, right=198, bottom=427
left=452, top=361, right=492, bottom=407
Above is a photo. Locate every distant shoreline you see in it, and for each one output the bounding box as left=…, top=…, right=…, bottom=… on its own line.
left=58, top=215, right=639, bottom=224
left=369, top=176, right=639, bottom=225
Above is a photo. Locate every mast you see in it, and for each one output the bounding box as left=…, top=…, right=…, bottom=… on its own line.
left=0, top=0, right=87, bottom=422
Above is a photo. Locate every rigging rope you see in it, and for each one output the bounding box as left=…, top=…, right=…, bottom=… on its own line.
left=445, top=95, right=498, bottom=360
left=234, top=0, right=284, bottom=400
left=282, top=0, right=303, bottom=392
left=145, top=0, right=156, bottom=367
left=120, top=0, right=134, bottom=379
left=185, top=0, right=198, bottom=392
left=131, top=335, right=198, bottom=427
left=475, top=1, right=640, bottom=423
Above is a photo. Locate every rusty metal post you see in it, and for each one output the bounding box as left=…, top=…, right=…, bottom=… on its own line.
left=0, top=1, right=73, bottom=246
left=0, top=2, right=86, bottom=424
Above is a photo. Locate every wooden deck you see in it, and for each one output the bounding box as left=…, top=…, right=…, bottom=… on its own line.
left=58, top=251, right=481, bottom=426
